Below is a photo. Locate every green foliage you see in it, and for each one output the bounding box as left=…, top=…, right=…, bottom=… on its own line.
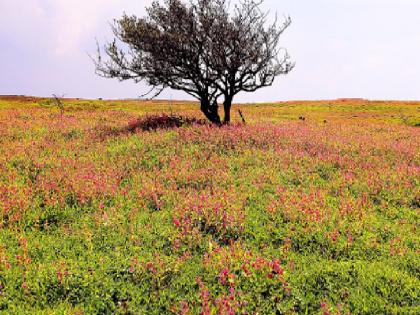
left=0, top=98, right=419, bottom=314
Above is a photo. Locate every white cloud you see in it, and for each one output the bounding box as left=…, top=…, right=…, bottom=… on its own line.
left=0, top=0, right=47, bottom=42
left=47, top=0, right=153, bottom=55
left=48, top=0, right=109, bottom=55
left=0, top=0, right=152, bottom=56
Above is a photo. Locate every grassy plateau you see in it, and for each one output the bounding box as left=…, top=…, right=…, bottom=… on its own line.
left=0, top=96, right=419, bottom=314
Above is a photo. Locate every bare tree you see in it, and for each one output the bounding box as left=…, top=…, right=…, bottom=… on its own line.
left=52, top=94, right=65, bottom=117
left=207, top=0, right=294, bottom=122
left=39, top=94, right=66, bottom=117
left=94, top=0, right=293, bottom=124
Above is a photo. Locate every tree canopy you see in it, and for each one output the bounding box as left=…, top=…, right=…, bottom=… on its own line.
left=95, top=0, right=294, bottom=123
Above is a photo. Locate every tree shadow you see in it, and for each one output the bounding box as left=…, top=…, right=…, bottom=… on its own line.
left=126, top=113, right=208, bottom=132
left=93, top=114, right=208, bottom=141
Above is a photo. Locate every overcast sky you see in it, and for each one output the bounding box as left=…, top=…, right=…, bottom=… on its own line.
left=1, top=0, right=419, bottom=102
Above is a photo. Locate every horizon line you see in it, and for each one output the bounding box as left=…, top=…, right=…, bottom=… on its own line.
left=1, top=95, right=419, bottom=104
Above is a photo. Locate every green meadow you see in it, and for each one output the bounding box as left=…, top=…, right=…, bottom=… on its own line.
left=0, top=97, right=419, bottom=314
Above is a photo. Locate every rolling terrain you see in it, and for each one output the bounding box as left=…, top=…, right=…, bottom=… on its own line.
left=0, top=96, right=419, bottom=314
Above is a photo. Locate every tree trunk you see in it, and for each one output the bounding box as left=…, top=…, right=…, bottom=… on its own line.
left=200, top=98, right=221, bottom=124
left=223, top=98, right=232, bottom=123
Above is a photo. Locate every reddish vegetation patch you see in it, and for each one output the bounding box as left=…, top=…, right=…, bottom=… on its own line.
left=126, top=114, right=208, bottom=132
left=0, top=95, right=44, bottom=102
left=0, top=97, right=419, bottom=314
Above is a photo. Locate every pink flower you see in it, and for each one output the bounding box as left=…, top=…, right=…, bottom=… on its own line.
left=219, top=268, right=230, bottom=285
left=173, top=217, right=181, bottom=227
